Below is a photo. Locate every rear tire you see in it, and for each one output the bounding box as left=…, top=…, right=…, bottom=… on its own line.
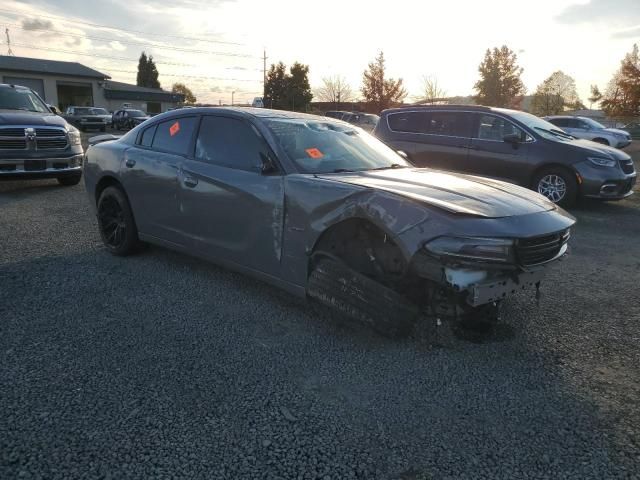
left=532, top=167, right=577, bottom=208
left=97, top=186, right=140, bottom=256
left=308, top=258, right=418, bottom=338
left=57, top=174, right=81, bottom=186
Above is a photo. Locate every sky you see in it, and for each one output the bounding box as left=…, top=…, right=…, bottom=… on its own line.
left=1, top=0, right=639, bottom=105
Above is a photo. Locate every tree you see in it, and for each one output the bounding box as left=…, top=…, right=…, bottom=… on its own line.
left=530, top=71, right=581, bottom=116
left=361, top=51, right=407, bottom=112
left=264, top=62, right=288, bottom=109
left=171, top=83, right=196, bottom=104
left=601, top=44, right=640, bottom=117
left=419, top=75, right=447, bottom=104
left=264, top=61, right=313, bottom=111
left=136, top=51, right=160, bottom=89
left=286, top=62, right=313, bottom=112
left=588, top=84, right=602, bottom=108
left=315, top=75, right=354, bottom=108
left=474, top=46, right=525, bottom=108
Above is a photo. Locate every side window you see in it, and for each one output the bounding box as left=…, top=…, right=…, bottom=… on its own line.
left=387, top=112, right=430, bottom=133
left=139, top=125, right=157, bottom=147
left=476, top=114, right=525, bottom=141
left=151, top=116, right=198, bottom=155
left=424, top=112, right=469, bottom=137
left=194, top=116, right=270, bottom=172
left=577, top=120, right=590, bottom=130
left=567, top=118, right=582, bottom=129
left=550, top=118, right=568, bottom=128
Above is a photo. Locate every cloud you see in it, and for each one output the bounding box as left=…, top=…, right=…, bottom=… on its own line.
left=556, top=0, right=640, bottom=26
left=21, top=18, right=54, bottom=31
left=611, top=25, right=640, bottom=39
left=109, top=41, right=126, bottom=52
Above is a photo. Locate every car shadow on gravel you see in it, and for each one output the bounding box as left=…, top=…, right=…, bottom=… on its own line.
left=1, top=247, right=637, bottom=479
left=0, top=179, right=64, bottom=205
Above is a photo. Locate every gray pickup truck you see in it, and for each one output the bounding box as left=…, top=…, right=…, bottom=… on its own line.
left=0, top=83, right=83, bottom=186
left=63, top=106, right=111, bottom=132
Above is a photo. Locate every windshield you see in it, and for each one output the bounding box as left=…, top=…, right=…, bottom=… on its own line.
left=127, top=110, right=146, bottom=117
left=582, top=117, right=606, bottom=129
left=91, top=108, right=109, bottom=115
left=502, top=110, right=575, bottom=142
left=0, top=87, right=50, bottom=113
left=265, top=118, right=411, bottom=174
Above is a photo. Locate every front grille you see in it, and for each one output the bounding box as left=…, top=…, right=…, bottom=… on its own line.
left=37, top=139, right=68, bottom=149
left=620, top=159, right=635, bottom=174
left=0, top=164, right=16, bottom=171
left=35, top=128, right=65, bottom=137
left=24, top=160, right=47, bottom=171
left=0, top=139, right=27, bottom=149
left=516, top=230, right=569, bottom=266
left=0, top=128, right=25, bottom=137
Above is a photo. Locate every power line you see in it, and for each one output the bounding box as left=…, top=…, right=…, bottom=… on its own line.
left=3, top=21, right=258, bottom=58
left=0, top=7, right=246, bottom=46
left=106, top=68, right=262, bottom=83
left=9, top=42, right=263, bottom=71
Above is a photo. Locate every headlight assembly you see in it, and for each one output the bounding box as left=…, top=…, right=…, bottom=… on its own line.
left=68, top=128, right=81, bottom=146
left=425, top=236, right=514, bottom=263
left=587, top=157, right=616, bottom=168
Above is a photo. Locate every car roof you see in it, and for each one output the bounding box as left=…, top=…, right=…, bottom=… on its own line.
left=0, top=83, right=33, bottom=91
left=152, top=106, right=327, bottom=122
left=380, top=104, right=496, bottom=115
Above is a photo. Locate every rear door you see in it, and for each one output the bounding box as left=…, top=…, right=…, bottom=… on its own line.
left=467, top=113, right=532, bottom=184
left=384, top=110, right=471, bottom=171
left=120, top=116, right=198, bottom=245
left=178, top=114, right=285, bottom=277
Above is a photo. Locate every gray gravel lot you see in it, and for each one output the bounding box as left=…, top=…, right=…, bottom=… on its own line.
left=1, top=146, right=639, bottom=479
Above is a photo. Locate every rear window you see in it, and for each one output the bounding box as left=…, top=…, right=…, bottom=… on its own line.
left=151, top=117, right=198, bottom=155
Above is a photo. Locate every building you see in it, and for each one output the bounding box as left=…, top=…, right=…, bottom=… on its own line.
left=0, top=55, right=184, bottom=113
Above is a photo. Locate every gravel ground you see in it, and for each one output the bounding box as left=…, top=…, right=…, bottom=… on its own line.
left=1, top=147, right=639, bottom=479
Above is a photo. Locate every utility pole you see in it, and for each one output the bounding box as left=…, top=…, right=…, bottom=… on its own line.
left=231, top=91, right=235, bottom=106
left=262, top=49, right=267, bottom=99
left=5, top=28, right=15, bottom=56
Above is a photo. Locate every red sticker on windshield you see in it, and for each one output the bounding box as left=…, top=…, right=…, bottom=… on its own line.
left=169, top=121, right=180, bottom=136
left=305, top=148, right=323, bottom=159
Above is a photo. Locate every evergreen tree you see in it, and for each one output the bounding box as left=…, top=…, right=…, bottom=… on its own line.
left=474, top=46, right=525, bottom=107
left=361, top=51, right=407, bottom=112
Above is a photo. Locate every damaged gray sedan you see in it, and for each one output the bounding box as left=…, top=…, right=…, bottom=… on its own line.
left=84, top=108, right=575, bottom=336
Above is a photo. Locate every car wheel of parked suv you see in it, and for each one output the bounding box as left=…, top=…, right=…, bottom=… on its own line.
left=533, top=168, right=577, bottom=207
left=97, top=186, right=141, bottom=256
left=57, top=174, right=82, bottom=186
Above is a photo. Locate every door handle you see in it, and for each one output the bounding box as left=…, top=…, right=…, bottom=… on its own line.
left=183, top=175, right=198, bottom=188
left=125, top=158, right=136, bottom=168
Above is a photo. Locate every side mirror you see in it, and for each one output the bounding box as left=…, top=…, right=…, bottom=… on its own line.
left=260, top=153, right=278, bottom=174
left=503, top=133, right=521, bottom=145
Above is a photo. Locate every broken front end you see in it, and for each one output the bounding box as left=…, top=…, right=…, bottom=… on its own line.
left=410, top=229, right=571, bottom=322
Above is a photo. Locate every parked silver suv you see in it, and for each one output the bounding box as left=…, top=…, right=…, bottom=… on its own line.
left=544, top=116, right=631, bottom=149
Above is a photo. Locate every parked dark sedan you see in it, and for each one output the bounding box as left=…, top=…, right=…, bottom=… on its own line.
left=374, top=105, right=636, bottom=207
left=84, top=108, right=575, bottom=336
left=112, top=109, right=150, bottom=130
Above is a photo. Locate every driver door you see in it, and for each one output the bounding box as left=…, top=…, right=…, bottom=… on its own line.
left=178, top=115, right=285, bottom=277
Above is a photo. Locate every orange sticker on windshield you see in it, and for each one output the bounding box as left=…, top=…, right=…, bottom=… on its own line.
left=169, top=121, right=180, bottom=136
left=305, top=148, right=323, bottom=159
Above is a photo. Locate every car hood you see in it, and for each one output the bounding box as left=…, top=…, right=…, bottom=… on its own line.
left=316, top=168, right=557, bottom=218
left=0, top=110, right=70, bottom=128
left=604, top=128, right=630, bottom=136
left=565, top=138, right=631, bottom=160
left=132, top=116, right=150, bottom=122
